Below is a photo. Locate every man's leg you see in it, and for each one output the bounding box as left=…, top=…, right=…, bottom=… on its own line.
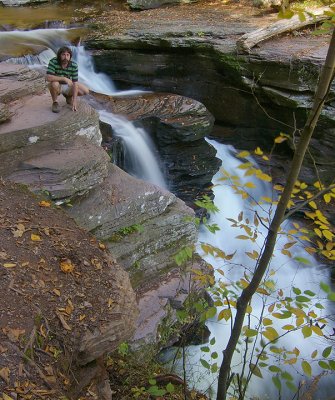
left=64, top=82, right=89, bottom=103
left=48, top=82, right=61, bottom=113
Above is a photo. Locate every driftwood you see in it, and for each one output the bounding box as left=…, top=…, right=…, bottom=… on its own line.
left=237, top=6, right=333, bottom=53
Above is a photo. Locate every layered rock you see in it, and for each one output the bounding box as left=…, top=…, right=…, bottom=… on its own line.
left=87, top=11, right=335, bottom=185
left=92, top=91, right=221, bottom=207
left=127, top=0, right=199, bottom=10
left=0, top=63, right=207, bottom=358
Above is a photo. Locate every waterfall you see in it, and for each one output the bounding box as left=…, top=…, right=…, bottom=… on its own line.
left=165, top=140, right=334, bottom=399
left=99, top=111, right=167, bottom=189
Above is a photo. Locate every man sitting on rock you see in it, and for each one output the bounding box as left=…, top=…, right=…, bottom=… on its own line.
left=46, top=46, right=89, bottom=113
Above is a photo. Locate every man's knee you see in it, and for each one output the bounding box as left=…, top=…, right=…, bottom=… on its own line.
left=48, top=81, right=60, bottom=93
left=78, top=83, right=89, bottom=96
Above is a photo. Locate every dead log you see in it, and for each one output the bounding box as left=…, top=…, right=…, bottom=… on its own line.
left=237, top=6, right=332, bottom=53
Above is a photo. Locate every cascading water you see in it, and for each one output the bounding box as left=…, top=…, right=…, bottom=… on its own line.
left=164, top=140, right=334, bottom=399
left=99, top=111, right=167, bottom=189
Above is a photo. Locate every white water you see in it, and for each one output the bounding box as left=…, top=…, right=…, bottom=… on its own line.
left=99, top=111, right=167, bottom=189
left=168, top=140, right=334, bottom=399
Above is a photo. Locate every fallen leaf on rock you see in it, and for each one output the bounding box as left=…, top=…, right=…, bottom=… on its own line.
left=98, top=242, right=106, bottom=250
left=0, top=344, right=7, bottom=354
left=21, top=261, right=29, bottom=267
left=0, top=251, right=8, bottom=260
left=31, top=233, right=42, bottom=242
left=53, top=288, right=61, bottom=296
left=60, top=259, right=74, bottom=274
left=2, top=393, right=14, bottom=400
left=2, top=327, right=25, bottom=342
left=56, top=311, right=72, bottom=331
left=38, top=200, right=51, bottom=208
left=65, top=299, right=74, bottom=315
left=12, top=223, right=25, bottom=238
left=0, top=366, right=10, bottom=384
left=91, top=258, right=102, bottom=270
left=3, top=263, right=16, bottom=268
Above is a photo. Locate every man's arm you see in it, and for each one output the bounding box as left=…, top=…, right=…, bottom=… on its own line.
left=72, top=82, right=79, bottom=111
left=46, top=74, right=73, bottom=85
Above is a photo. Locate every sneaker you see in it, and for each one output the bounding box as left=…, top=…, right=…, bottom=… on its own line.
left=63, top=94, right=72, bottom=105
left=51, top=102, right=60, bottom=113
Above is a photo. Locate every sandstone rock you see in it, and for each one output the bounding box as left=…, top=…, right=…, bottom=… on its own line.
left=0, top=102, right=12, bottom=122
left=67, top=164, right=197, bottom=287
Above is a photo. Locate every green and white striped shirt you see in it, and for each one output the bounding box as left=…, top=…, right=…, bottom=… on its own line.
left=46, top=57, right=78, bottom=82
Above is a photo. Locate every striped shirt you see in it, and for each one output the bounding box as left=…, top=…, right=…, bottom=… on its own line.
left=46, top=57, right=78, bottom=82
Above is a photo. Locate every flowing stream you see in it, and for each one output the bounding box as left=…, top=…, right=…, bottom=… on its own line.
left=2, top=27, right=334, bottom=399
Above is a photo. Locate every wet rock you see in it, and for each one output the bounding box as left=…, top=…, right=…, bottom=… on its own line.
left=93, top=91, right=221, bottom=207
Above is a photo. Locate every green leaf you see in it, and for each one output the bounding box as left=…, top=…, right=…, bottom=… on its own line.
left=327, top=292, right=335, bottom=301
left=293, top=287, right=301, bottom=295
left=211, top=363, right=218, bottom=373
left=211, top=352, right=218, bottom=359
left=318, top=360, right=330, bottom=369
left=206, top=306, right=217, bottom=319
left=320, top=282, right=330, bottom=293
left=218, top=308, right=232, bottom=321
left=304, top=290, right=315, bottom=297
left=166, top=383, right=174, bottom=393
left=329, top=360, right=335, bottom=370
left=315, top=302, right=324, bottom=309
left=210, top=337, right=216, bottom=346
left=263, top=327, right=279, bottom=341
left=272, top=375, right=282, bottom=390
left=302, top=360, right=312, bottom=377
left=322, top=346, right=332, bottom=358
left=250, top=363, right=263, bottom=378
left=286, top=381, right=297, bottom=392
left=245, top=328, right=258, bottom=337
left=302, top=326, right=312, bottom=338
left=296, top=296, right=310, bottom=302
left=269, top=365, right=281, bottom=373
left=201, top=346, right=210, bottom=353
left=281, top=371, right=293, bottom=381
left=200, top=359, right=210, bottom=369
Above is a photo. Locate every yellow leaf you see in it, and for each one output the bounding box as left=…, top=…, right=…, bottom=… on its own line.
left=246, top=304, right=253, bottom=314
left=218, top=308, right=232, bottom=321
left=262, top=155, right=269, bottom=161
left=274, top=136, right=287, bottom=144
left=3, top=263, right=16, bottom=268
left=314, top=228, right=322, bottom=238
left=308, top=201, right=317, bottom=209
left=261, top=196, right=272, bottom=203
left=254, top=147, right=263, bottom=155
left=240, top=279, right=249, bottom=288
left=12, top=223, right=25, bottom=238
left=60, top=259, right=74, bottom=274
left=285, top=357, right=297, bottom=365
left=98, top=242, right=106, bottom=250
left=237, top=151, right=250, bottom=158
left=262, top=327, right=279, bottom=341
left=31, top=233, right=42, bottom=242
left=236, top=235, right=250, bottom=240
left=282, top=325, right=295, bottom=330
left=262, top=318, right=273, bottom=326
left=302, top=325, right=312, bottom=338
left=39, top=200, right=51, bottom=207
left=245, top=182, right=256, bottom=189
left=323, top=230, right=334, bottom=241
left=311, top=325, right=323, bottom=336
left=256, top=287, right=270, bottom=295
left=296, top=317, right=304, bottom=327
left=323, top=193, right=331, bottom=203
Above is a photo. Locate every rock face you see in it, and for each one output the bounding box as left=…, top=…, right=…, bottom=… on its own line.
left=0, top=63, right=207, bottom=361
left=87, top=15, right=335, bottom=186
left=92, top=91, right=221, bottom=207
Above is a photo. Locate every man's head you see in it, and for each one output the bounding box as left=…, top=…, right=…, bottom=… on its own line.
left=57, top=46, right=73, bottom=66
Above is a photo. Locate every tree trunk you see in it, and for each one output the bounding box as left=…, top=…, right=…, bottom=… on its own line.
left=216, top=27, right=335, bottom=400
left=237, top=7, right=331, bottom=53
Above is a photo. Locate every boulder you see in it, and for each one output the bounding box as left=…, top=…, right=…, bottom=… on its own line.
left=0, top=0, right=48, bottom=5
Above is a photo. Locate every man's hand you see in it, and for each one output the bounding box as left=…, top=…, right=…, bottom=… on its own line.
left=72, top=100, right=77, bottom=112
left=62, top=77, right=73, bottom=86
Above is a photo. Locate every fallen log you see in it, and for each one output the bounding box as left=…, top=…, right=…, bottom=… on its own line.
left=237, top=6, right=333, bottom=53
